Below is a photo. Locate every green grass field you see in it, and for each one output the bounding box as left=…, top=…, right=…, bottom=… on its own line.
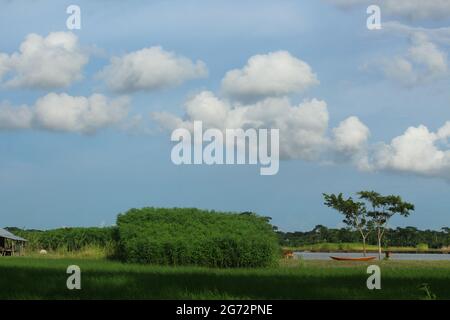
left=1, top=257, right=449, bottom=299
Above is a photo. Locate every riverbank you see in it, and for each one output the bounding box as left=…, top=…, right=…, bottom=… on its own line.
left=283, top=243, right=450, bottom=254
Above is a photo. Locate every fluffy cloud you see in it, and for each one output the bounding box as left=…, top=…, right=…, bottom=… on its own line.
left=152, top=52, right=366, bottom=163
left=148, top=49, right=450, bottom=182
left=332, top=116, right=371, bottom=170
left=154, top=90, right=450, bottom=180
left=333, top=116, right=370, bottom=154
left=221, top=51, right=319, bottom=102
left=98, top=46, right=208, bottom=93
left=0, top=32, right=88, bottom=89
left=153, top=91, right=329, bottom=160
left=0, top=93, right=129, bottom=134
left=372, top=123, right=450, bottom=178
left=374, top=32, right=448, bottom=86
left=151, top=89, right=450, bottom=181
left=325, top=0, right=450, bottom=20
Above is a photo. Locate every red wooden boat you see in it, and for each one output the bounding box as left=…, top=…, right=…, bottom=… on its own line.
left=330, top=256, right=376, bottom=261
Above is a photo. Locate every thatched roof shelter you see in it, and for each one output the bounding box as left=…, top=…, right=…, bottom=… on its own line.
left=0, top=228, right=27, bottom=256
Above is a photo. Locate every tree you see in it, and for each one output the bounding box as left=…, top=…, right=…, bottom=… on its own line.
left=358, top=191, right=414, bottom=260
left=323, top=193, right=372, bottom=256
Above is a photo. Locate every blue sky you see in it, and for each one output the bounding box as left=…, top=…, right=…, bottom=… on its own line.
left=1, top=0, right=450, bottom=231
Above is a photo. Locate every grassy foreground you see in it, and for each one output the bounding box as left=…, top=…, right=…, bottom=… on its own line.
left=1, top=257, right=449, bottom=299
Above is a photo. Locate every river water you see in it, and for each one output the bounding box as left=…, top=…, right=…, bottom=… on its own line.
left=295, top=252, right=450, bottom=261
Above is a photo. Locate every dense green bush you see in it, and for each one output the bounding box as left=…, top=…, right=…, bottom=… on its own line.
left=10, top=227, right=115, bottom=252
left=115, top=208, right=279, bottom=267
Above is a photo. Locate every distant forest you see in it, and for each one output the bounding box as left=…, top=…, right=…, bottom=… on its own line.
left=277, top=225, right=450, bottom=249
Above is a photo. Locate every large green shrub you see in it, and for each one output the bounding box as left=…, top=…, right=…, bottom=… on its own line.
left=115, top=208, right=279, bottom=267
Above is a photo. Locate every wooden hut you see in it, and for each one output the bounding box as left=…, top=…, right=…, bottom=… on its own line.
left=0, top=228, right=27, bottom=256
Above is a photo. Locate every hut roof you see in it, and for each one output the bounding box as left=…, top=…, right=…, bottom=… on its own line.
left=0, top=228, right=27, bottom=241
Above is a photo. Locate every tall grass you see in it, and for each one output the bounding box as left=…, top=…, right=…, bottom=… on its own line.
left=115, top=208, right=280, bottom=267
left=12, top=227, right=115, bottom=252
left=25, top=244, right=111, bottom=259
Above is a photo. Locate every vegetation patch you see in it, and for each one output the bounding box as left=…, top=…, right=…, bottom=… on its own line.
left=9, top=227, right=115, bottom=254
left=114, top=208, right=279, bottom=267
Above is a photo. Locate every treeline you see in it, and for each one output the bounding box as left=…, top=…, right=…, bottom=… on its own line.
left=278, top=225, right=450, bottom=249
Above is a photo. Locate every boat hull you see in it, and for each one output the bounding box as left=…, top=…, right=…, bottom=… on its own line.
left=330, top=256, right=376, bottom=261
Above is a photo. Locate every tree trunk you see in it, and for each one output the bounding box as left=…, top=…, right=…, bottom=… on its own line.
left=377, top=229, right=382, bottom=260
left=362, top=236, right=367, bottom=257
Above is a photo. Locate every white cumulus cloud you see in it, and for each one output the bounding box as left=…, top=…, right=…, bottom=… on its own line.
left=221, top=51, right=319, bottom=102
left=0, top=32, right=88, bottom=89
left=98, top=46, right=208, bottom=93
left=333, top=116, right=370, bottom=153
left=332, top=116, right=371, bottom=170
left=372, top=123, right=450, bottom=178
left=0, top=93, right=129, bottom=134
left=153, top=91, right=329, bottom=160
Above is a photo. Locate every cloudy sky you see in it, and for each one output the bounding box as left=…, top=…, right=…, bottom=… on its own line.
left=1, top=0, right=450, bottom=231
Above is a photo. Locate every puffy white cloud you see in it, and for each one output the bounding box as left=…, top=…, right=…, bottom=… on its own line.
left=333, top=116, right=370, bottom=153
left=150, top=88, right=450, bottom=181
left=332, top=116, right=371, bottom=170
left=325, top=0, right=450, bottom=20
left=152, top=52, right=368, bottom=163
left=0, top=93, right=129, bottom=134
left=221, top=51, right=319, bottom=102
left=153, top=90, right=450, bottom=180
left=98, top=46, right=208, bottom=93
left=153, top=91, right=329, bottom=160
left=34, top=93, right=129, bottom=133
left=143, top=48, right=450, bottom=182
left=372, top=123, right=450, bottom=178
left=0, top=32, right=88, bottom=89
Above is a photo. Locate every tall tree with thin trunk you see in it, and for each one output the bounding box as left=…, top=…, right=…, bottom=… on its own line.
left=357, top=191, right=414, bottom=260
left=323, top=193, right=372, bottom=256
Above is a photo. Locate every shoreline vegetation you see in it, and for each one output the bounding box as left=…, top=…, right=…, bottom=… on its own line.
left=283, top=243, right=450, bottom=254
left=13, top=242, right=450, bottom=259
